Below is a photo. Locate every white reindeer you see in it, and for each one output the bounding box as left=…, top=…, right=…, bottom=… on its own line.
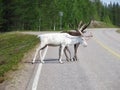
left=62, top=20, right=92, bottom=61
left=32, top=21, right=92, bottom=64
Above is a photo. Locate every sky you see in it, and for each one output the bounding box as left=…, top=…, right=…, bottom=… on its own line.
left=100, top=0, right=120, bottom=5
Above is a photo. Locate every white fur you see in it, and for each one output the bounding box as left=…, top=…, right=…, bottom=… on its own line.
left=32, top=33, right=87, bottom=64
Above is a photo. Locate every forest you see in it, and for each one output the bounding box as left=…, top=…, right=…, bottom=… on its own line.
left=0, top=0, right=120, bottom=32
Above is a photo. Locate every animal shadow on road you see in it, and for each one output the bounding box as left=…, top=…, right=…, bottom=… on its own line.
left=25, top=59, right=70, bottom=64
left=43, top=58, right=66, bottom=64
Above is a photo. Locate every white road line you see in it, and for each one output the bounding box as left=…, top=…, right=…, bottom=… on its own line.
left=32, top=46, right=48, bottom=90
left=32, top=63, right=42, bottom=90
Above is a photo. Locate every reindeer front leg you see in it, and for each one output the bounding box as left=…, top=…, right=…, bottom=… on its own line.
left=59, top=45, right=65, bottom=63
left=73, top=43, right=80, bottom=61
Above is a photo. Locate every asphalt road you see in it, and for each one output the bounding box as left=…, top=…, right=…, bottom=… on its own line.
left=26, top=28, right=120, bottom=90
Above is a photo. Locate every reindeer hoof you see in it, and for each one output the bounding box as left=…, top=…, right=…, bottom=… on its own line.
left=32, top=61, right=34, bottom=64
left=73, top=58, right=75, bottom=61
left=41, top=61, right=45, bottom=64
left=73, top=57, right=77, bottom=61
left=69, top=59, right=73, bottom=62
left=67, top=58, right=72, bottom=62
left=66, top=59, right=70, bottom=62
left=59, top=61, right=63, bottom=64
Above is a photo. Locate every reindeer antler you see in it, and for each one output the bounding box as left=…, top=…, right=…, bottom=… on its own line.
left=76, top=23, right=87, bottom=36
left=77, top=19, right=91, bottom=36
left=81, top=19, right=91, bottom=33
left=77, top=20, right=83, bottom=30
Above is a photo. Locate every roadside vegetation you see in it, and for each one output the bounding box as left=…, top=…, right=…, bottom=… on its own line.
left=0, top=32, right=39, bottom=83
left=0, top=0, right=120, bottom=32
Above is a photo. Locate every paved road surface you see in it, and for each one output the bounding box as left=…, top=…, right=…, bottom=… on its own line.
left=25, top=28, right=120, bottom=90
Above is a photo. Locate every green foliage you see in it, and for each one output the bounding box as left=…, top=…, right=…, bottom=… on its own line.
left=109, top=3, right=120, bottom=26
left=0, top=32, right=39, bottom=78
left=103, top=15, right=112, bottom=24
left=0, top=0, right=120, bottom=32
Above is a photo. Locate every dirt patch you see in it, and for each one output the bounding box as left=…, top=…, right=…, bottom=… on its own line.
left=116, top=29, right=120, bottom=33
left=89, top=20, right=114, bottom=28
left=0, top=45, right=38, bottom=90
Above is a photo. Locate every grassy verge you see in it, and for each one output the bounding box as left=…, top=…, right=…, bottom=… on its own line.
left=116, top=29, right=120, bottom=33
left=0, top=32, right=39, bottom=83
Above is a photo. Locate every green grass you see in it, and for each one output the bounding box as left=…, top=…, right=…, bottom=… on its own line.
left=0, top=32, right=39, bottom=82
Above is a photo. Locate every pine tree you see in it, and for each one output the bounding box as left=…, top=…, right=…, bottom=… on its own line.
left=0, top=0, right=15, bottom=32
left=0, top=0, right=4, bottom=32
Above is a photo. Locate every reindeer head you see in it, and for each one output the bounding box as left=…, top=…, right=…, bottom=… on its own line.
left=76, top=19, right=91, bottom=34
left=76, top=19, right=93, bottom=47
left=67, top=19, right=93, bottom=47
